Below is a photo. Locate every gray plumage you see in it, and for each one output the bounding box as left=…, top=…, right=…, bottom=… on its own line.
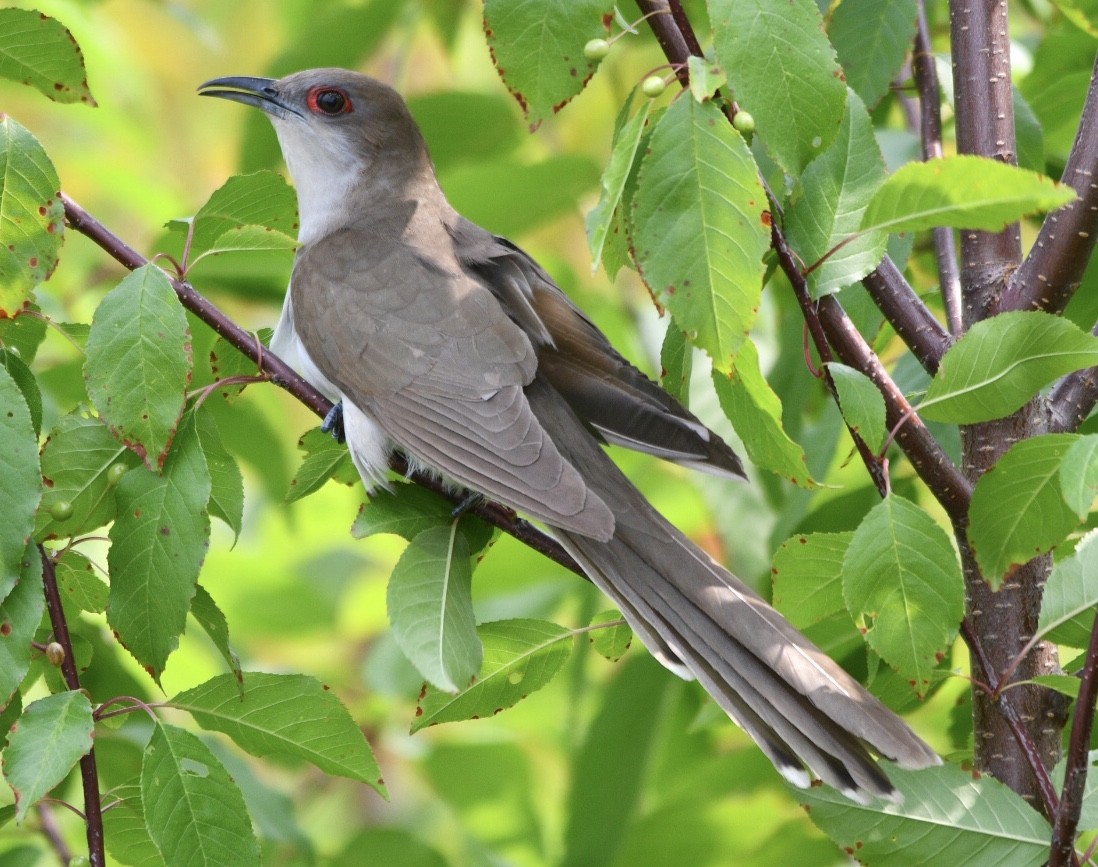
left=199, top=68, right=941, bottom=801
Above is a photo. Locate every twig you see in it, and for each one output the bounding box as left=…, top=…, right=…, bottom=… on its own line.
left=912, top=0, right=962, bottom=333
left=862, top=257, right=951, bottom=375
left=36, top=801, right=73, bottom=865
left=60, top=195, right=587, bottom=582
left=39, top=545, right=105, bottom=867
left=1050, top=614, right=1098, bottom=866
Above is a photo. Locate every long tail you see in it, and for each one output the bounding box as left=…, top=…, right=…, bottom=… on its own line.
left=529, top=380, right=941, bottom=801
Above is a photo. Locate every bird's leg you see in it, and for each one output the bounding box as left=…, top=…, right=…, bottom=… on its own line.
left=450, top=490, right=484, bottom=520
left=322, top=401, right=346, bottom=443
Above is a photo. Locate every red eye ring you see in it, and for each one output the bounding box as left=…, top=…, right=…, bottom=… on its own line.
left=307, top=87, right=352, bottom=116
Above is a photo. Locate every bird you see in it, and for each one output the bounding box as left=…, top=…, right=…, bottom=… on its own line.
left=198, top=68, right=940, bottom=802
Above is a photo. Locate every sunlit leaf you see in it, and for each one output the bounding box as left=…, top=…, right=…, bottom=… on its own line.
left=828, top=362, right=887, bottom=452
left=968, top=434, right=1080, bottom=588
left=0, top=363, right=38, bottom=591
left=1037, top=528, right=1098, bottom=647
left=190, top=585, right=242, bottom=684
left=829, top=0, right=918, bottom=109
left=587, top=610, right=631, bottom=663
left=287, top=427, right=356, bottom=503
left=1060, top=434, right=1098, bottom=519
left=0, top=9, right=95, bottom=105
left=771, top=532, right=853, bottom=629
left=0, top=546, right=43, bottom=704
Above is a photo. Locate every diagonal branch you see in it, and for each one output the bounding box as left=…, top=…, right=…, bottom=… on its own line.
left=862, top=257, right=951, bottom=375
left=1006, top=49, right=1098, bottom=316
left=61, top=195, right=585, bottom=580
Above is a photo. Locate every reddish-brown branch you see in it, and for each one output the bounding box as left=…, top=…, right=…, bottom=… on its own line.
left=862, top=257, right=951, bottom=375
left=39, top=545, right=105, bottom=867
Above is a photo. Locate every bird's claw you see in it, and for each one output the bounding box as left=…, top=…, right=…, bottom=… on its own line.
left=322, top=401, right=346, bottom=444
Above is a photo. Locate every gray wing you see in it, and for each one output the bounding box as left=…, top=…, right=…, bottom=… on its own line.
left=289, top=218, right=614, bottom=540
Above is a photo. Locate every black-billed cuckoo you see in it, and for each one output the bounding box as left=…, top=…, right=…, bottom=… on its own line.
left=199, top=69, right=940, bottom=801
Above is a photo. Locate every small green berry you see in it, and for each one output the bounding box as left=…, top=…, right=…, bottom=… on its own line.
left=641, top=75, right=666, bottom=98
left=49, top=500, right=74, bottom=522
left=45, top=642, right=65, bottom=667
left=69, top=857, right=90, bottom=867
left=584, top=38, right=610, bottom=61
left=106, top=463, right=128, bottom=486
left=733, top=110, right=756, bottom=136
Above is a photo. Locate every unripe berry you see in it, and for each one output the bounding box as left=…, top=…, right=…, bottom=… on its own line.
left=49, top=500, right=74, bottom=522
left=584, top=38, right=610, bottom=61
left=733, top=110, right=756, bottom=136
left=641, top=76, right=666, bottom=98
left=106, top=463, right=128, bottom=486
left=45, top=642, right=65, bottom=666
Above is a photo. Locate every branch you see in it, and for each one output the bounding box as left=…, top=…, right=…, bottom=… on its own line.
left=1049, top=361, right=1098, bottom=434
left=912, top=0, right=963, bottom=334
left=636, top=0, right=692, bottom=88
left=39, top=545, right=105, bottom=867
left=862, top=257, right=951, bottom=374
left=61, top=196, right=587, bottom=582
left=1050, top=614, right=1098, bottom=866
left=1007, top=48, right=1098, bottom=316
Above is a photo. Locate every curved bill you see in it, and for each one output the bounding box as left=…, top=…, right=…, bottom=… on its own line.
left=197, top=76, right=301, bottom=119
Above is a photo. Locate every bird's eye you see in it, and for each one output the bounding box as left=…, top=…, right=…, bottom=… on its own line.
left=307, top=87, right=352, bottom=116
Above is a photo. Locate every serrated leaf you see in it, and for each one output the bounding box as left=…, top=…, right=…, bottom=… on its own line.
left=207, top=329, right=269, bottom=402
left=830, top=0, right=918, bottom=109
left=786, top=90, right=888, bottom=296
left=3, top=691, right=93, bottom=822
left=1037, top=528, right=1098, bottom=647
left=0, top=306, right=48, bottom=363
left=413, top=619, right=572, bottom=732
left=921, top=312, right=1098, bottom=423
left=0, top=10, right=95, bottom=105
left=388, top=524, right=482, bottom=693
left=861, top=156, right=1076, bottom=236
left=0, top=546, right=43, bottom=703
left=180, top=172, right=298, bottom=270
left=169, top=672, right=384, bottom=792
left=843, top=496, right=963, bottom=696
left=1030, top=674, right=1081, bottom=698
left=632, top=96, right=769, bottom=372
left=687, top=55, right=726, bottom=103
left=712, top=342, right=816, bottom=487
left=141, top=723, right=260, bottom=867
left=588, top=611, right=631, bottom=662
left=828, top=362, right=887, bottom=451
left=1061, top=433, right=1098, bottom=519
left=0, top=117, right=63, bottom=314
left=659, top=323, right=692, bottom=406
left=483, top=0, right=611, bottom=130
left=35, top=411, right=139, bottom=541
left=799, top=761, right=1051, bottom=865
left=969, top=434, right=1080, bottom=587
left=287, top=427, right=356, bottom=503
left=190, top=585, right=242, bottom=685
left=1, top=347, right=42, bottom=436
left=84, top=264, right=191, bottom=471
left=102, top=783, right=166, bottom=867
left=586, top=94, right=651, bottom=272
left=352, top=483, right=493, bottom=551
left=55, top=550, right=107, bottom=614
left=712, top=0, right=846, bottom=174
left=0, top=363, right=39, bottom=590
left=107, top=412, right=211, bottom=681
left=194, top=407, right=243, bottom=540
left=771, top=532, right=853, bottom=629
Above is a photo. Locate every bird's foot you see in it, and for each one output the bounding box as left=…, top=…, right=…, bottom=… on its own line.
left=450, top=490, right=484, bottom=520
left=322, top=401, right=346, bottom=444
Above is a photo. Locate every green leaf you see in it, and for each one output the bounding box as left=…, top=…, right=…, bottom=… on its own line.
left=2, top=691, right=93, bottom=822
left=659, top=323, right=692, bottom=407
left=352, top=483, right=494, bottom=551
left=0, top=10, right=95, bottom=105
left=829, top=0, right=918, bottom=109
left=102, top=783, right=166, bottom=867
left=712, top=0, right=847, bottom=174
left=0, top=306, right=48, bottom=363
left=921, top=312, right=1098, bottom=423
left=828, top=362, right=887, bottom=451
left=207, top=332, right=265, bottom=402
left=632, top=96, right=769, bottom=372
left=190, top=585, right=242, bottom=684
left=55, top=550, right=107, bottom=614
left=287, top=427, right=356, bottom=503
left=860, top=156, right=1076, bottom=236
left=408, top=91, right=522, bottom=171
left=0, top=546, right=43, bottom=703
left=687, top=55, right=727, bottom=103
left=388, top=523, right=482, bottom=693
left=1061, top=434, right=1098, bottom=519
left=586, top=94, right=652, bottom=272
left=35, top=411, right=139, bottom=541
left=1052, top=0, right=1098, bottom=37
left=0, top=117, right=63, bottom=315
left=1, top=347, right=42, bottom=436
left=1030, top=674, right=1081, bottom=699
left=0, top=362, right=39, bottom=590
left=799, top=761, right=1051, bottom=865
left=587, top=611, right=632, bottom=663
left=1014, top=87, right=1046, bottom=174
left=771, top=532, right=853, bottom=629
left=169, top=672, right=384, bottom=792
left=482, top=0, right=611, bottom=130
left=181, top=172, right=299, bottom=270
left=194, top=407, right=243, bottom=540
left=84, top=264, right=191, bottom=471
left=141, top=723, right=260, bottom=867
left=843, top=496, right=963, bottom=696
left=786, top=91, right=888, bottom=296
left=107, top=412, right=211, bottom=681
left=712, top=342, right=816, bottom=487
left=969, top=434, right=1081, bottom=587
left=1037, top=528, right=1098, bottom=647
left=1052, top=750, right=1098, bottom=833
left=413, top=618, right=573, bottom=732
